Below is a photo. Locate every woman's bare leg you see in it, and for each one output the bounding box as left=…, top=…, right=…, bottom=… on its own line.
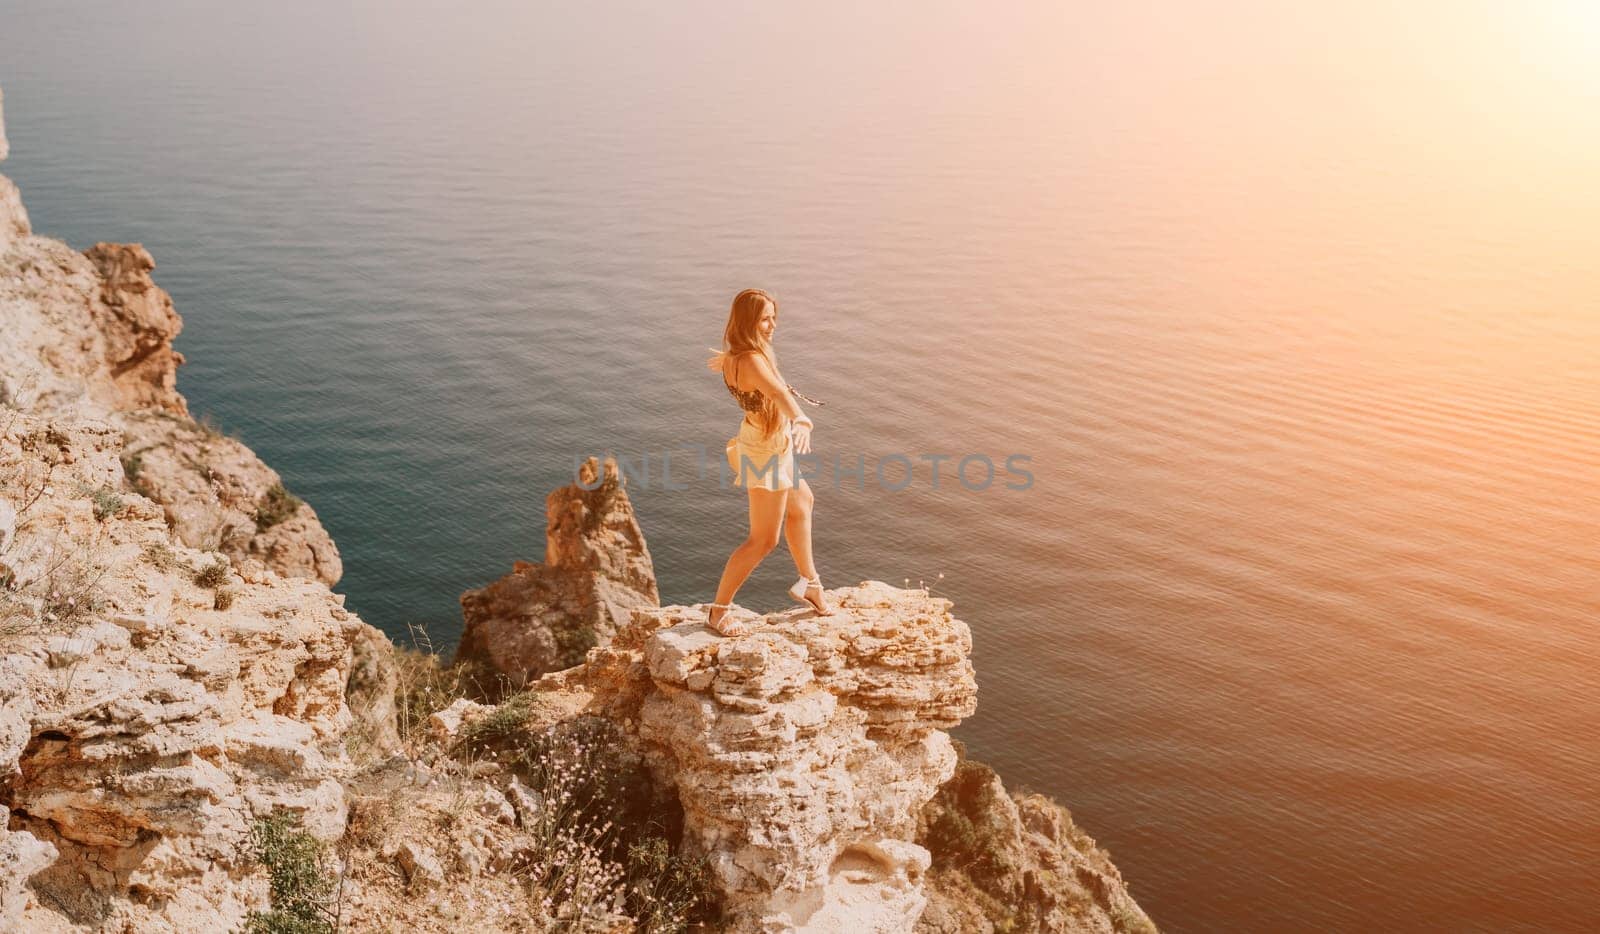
left=710, top=486, right=788, bottom=624
left=783, top=478, right=829, bottom=611
left=783, top=478, right=818, bottom=580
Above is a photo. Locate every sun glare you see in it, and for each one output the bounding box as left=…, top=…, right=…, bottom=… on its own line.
left=1533, top=1, right=1600, bottom=92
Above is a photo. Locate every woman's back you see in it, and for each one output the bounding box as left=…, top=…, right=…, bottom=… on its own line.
left=723, top=351, right=772, bottom=413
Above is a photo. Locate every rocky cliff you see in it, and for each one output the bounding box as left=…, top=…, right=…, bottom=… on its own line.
left=0, top=87, right=1156, bottom=933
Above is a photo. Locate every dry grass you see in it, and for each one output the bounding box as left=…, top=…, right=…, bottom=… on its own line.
left=193, top=556, right=230, bottom=588
left=141, top=541, right=181, bottom=571
left=392, top=623, right=506, bottom=746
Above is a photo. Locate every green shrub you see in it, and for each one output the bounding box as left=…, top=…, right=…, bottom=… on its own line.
left=553, top=622, right=599, bottom=669
left=141, top=541, right=180, bottom=571
left=923, top=752, right=1015, bottom=885
left=241, top=810, right=343, bottom=934
left=121, top=450, right=144, bottom=483
left=457, top=690, right=539, bottom=749
left=91, top=486, right=126, bottom=521
left=121, top=447, right=159, bottom=500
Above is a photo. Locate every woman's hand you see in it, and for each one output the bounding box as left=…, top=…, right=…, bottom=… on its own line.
left=791, top=421, right=813, bottom=455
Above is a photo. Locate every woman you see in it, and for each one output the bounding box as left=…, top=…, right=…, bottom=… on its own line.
left=702, top=288, right=829, bottom=636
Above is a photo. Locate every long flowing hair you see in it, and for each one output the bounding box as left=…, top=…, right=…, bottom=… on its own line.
left=706, top=288, right=784, bottom=441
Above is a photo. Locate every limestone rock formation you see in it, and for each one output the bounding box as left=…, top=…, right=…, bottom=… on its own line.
left=0, top=91, right=367, bottom=929
left=373, top=583, right=1157, bottom=932
left=344, top=617, right=403, bottom=762
left=0, top=413, right=362, bottom=931
left=579, top=582, right=979, bottom=932
left=82, top=243, right=189, bottom=416
left=454, top=455, right=659, bottom=693
left=916, top=744, right=1158, bottom=933
left=0, top=107, right=341, bottom=586
left=115, top=409, right=343, bottom=585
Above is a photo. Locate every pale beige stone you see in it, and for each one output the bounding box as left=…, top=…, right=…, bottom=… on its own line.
left=504, top=775, right=545, bottom=827
left=393, top=840, right=445, bottom=891
left=0, top=809, right=56, bottom=932
left=582, top=582, right=979, bottom=932
left=0, top=387, right=363, bottom=930
left=0, top=208, right=342, bottom=585
left=427, top=697, right=490, bottom=745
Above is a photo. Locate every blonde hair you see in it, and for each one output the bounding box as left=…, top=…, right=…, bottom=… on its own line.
left=705, top=288, right=784, bottom=441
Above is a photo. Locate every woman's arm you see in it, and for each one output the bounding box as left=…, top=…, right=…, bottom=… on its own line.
left=743, top=353, right=809, bottom=424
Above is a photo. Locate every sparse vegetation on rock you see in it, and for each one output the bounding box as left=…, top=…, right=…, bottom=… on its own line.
left=243, top=810, right=346, bottom=934
left=256, top=481, right=302, bottom=531
left=194, top=555, right=231, bottom=588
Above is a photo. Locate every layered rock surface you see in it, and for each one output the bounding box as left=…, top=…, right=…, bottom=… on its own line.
left=573, top=583, right=977, bottom=932
left=0, top=113, right=340, bottom=586
left=0, top=410, right=365, bottom=930
left=916, top=745, right=1158, bottom=933
left=1, top=93, right=390, bottom=930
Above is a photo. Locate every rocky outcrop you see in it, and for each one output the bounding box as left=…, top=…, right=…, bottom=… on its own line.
left=0, top=104, right=341, bottom=586
left=0, top=413, right=362, bottom=931
left=82, top=243, right=188, bottom=416
left=341, top=584, right=1156, bottom=933
left=577, top=583, right=978, bottom=932
left=454, top=455, right=659, bottom=693
left=1, top=91, right=369, bottom=930
left=344, top=617, right=402, bottom=762
left=115, top=409, right=343, bottom=585
left=916, top=744, right=1158, bottom=933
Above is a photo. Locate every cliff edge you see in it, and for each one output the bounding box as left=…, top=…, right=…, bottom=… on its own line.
left=0, top=87, right=1156, bottom=933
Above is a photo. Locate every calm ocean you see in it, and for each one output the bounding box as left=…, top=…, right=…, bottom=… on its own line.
left=5, top=2, right=1598, bottom=930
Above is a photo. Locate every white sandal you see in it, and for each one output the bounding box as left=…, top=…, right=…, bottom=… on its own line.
left=788, top=575, right=828, bottom=614
left=705, top=602, right=752, bottom=637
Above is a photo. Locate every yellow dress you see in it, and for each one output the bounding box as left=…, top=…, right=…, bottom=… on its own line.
left=726, top=414, right=798, bottom=491
left=723, top=377, right=799, bottom=491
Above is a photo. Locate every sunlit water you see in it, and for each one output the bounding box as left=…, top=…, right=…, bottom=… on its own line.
left=5, top=2, right=1599, bottom=930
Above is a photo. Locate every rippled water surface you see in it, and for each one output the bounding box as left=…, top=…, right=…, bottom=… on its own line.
left=5, top=3, right=1599, bottom=930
